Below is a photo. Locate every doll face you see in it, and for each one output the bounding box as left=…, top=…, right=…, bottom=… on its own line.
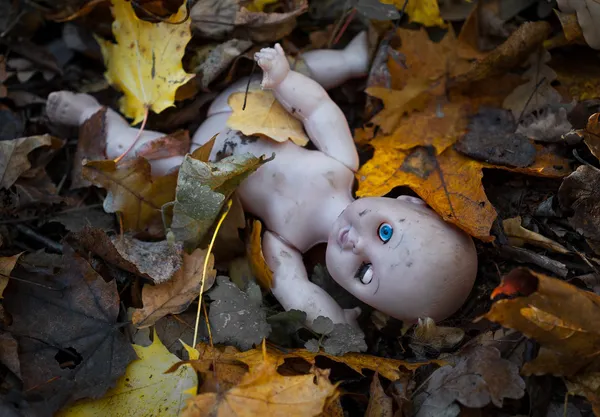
left=325, top=196, right=476, bottom=322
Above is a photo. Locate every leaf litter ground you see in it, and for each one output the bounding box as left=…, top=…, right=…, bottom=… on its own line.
left=2, top=0, right=600, bottom=416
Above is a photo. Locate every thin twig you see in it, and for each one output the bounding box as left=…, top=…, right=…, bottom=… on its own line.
left=243, top=61, right=257, bottom=111
left=14, top=224, right=63, bottom=253
left=0, top=203, right=104, bottom=225
left=114, top=107, right=149, bottom=163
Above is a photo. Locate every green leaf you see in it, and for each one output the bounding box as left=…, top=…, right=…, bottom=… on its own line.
left=169, top=153, right=271, bottom=249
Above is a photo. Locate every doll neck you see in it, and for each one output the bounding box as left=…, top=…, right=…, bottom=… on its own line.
left=311, top=191, right=355, bottom=247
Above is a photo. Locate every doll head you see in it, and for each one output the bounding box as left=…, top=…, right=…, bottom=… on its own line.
left=325, top=196, right=477, bottom=323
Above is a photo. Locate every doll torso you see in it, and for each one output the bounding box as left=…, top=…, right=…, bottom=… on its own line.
left=201, top=117, right=354, bottom=252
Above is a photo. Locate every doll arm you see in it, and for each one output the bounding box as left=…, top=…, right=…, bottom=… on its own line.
left=255, top=45, right=359, bottom=171
left=262, top=231, right=360, bottom=328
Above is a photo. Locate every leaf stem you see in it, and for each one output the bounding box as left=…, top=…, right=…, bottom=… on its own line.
left=114, top=106, right=149, bottom=164
left=192, top=199, right=233, bottom=348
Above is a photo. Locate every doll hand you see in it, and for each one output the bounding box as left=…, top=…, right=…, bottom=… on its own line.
left=255, top=44, right=290, bottom=89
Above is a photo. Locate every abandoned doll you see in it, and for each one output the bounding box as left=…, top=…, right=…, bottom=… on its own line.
left=46, top=33, right=478, bottom=329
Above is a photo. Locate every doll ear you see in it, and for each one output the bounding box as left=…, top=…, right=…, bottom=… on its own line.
left=397, top=195, right=427, bottom=206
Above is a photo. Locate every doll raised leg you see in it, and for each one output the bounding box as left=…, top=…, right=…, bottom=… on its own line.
left=46, top=91, right=184, bottom=176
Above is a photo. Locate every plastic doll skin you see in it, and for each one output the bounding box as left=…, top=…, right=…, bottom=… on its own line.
left=45, top=32, right=478, bottom=329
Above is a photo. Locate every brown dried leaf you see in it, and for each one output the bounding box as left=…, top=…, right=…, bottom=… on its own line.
left=558, top=165, right=600, bottom=255
left=234, top=0, right=308, bottom=43
left=72, top=108, right=107, bottom=189
left=131, top=248, right=216, bottom=328
left=409, top=317, right=464, bottom=358
left=366, top=373, right=393, bottom=417
left=247, top=219, right=273, bottom=289
left=450, top=21, right=552, bottom=86
left=0, top=252, right=22, bottom=298
left=480, top=267, right=600, bottom=377
left=503, top=216, right=570, bottom=254
left=82, top=158, right=177, bottom=234
left=182, top=348, right=337, bottom=417
left=0, top=135, right=53, bottom=189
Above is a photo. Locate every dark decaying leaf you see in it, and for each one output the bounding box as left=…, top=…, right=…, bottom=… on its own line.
left=190, top=0, right=238, bottom=38
left=71, top=107, right=107, bottom=190
left=305, top=315, right=367, bottom=356
left=558, top=165, right=600, bottom=255
left=0, top=135, right=53, bottom=189
left=170, top=152, right=270, bottom=248
left=48, top=207, right=116, bottom=233
left=353, top=0, right=400, bottom=20
left=207, top=276, right=271, bottom=351
left=3, top=245, right=137, bottom=416
left=194, top=39, right=253, bottom=90
left=413, top=345, right=525, bottom=417
left=366, top=373, right=393, bottom=417
left=234, top=0, right=308, bottom=42
left=454, top=107, right=536, bottom=168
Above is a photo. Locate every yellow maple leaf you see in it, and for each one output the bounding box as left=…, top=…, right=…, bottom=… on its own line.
left=247, top=219, right=274, bottom=289
left=227, top=89, right=310, bottom=146
left=57, top=331, right=197, bottom=417
left=182, top=348, right=338, bottom=417
left=96, top=0, right=195, bottom=124
left=246, top=0, right=280, bottom=12
left=381, top=0, right=446, bottom=28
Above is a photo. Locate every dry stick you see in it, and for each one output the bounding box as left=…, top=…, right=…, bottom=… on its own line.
left=242, top=61, right=257, bottom=111
left=192, top=199, right=233, bottom=348
left=332, top=8, right=357, bottom=45
left=114, top=106, right=149, bottom=164
left=516, top=76, right=547, bottom=125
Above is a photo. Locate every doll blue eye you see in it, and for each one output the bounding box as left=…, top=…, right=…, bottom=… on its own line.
left=378, top=223, right=393, bottom=243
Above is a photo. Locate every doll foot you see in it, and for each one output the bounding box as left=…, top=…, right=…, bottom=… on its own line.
left=46, top=91, right=103, bottom=127
left=255, top=43, right=290, bottom=89
left=343, top=31, right=370, bottom=78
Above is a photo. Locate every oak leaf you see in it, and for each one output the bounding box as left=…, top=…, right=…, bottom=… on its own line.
left=82, top=158, right=177, bottom=233
left=0, top=135, right=53, bottom=189
left=56, top=332, right=197, bottom=417
left=0, top=252, right=23, bottom=298
left=227, top=89, right=309, bottom=146
left=96, top=0, right=195, bottom=124
left=132, top=247, right=216, bottom=328
left=480, top=267, right=600, bottom=377
left=182, top=348, right=338, bottom=417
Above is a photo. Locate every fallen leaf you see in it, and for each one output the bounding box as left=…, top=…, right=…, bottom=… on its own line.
left=190, top=0, right=238, bottom=38
left=0, top=332, right=20, bottom=379
left=82, top=158, right=177, bottom=234
left=234, top=0, right=308, bottom=43
left=305, top=316, right=367, bottom=356
left=555, top=9, right=587, bottom=45
left=3, top=245, right=137, bottom=415
left=182, top=347, right=338, bottom=417
left=247, top=219, right=273, bottom=289
left=381, top=0, right=446, bottom=27
left=558, top=165, right=600, bottom=255
left=364, top=80, right=432, bottom=134
left=227, top=89, right=309, bottom=146
left=357, top=144, right=495, bottom=240
left=245, top=0, right=279, bottom=12
left=207, top=276, right=271, bottom=351
left=366, top=373, right=393, bottom=417
left=0, top=135, right=53, bottom=189
left=516, top=106, right=573, bottom=142
left=194, top=39, right=253, bottom=90
left=413, top=345, right=525, bottom=416
left=71, top=108, right=107, bottom=189
left=503, top=48, right=563, bottom=119
left=56, top=332, right=197, bottom=417
left=502, top=216, right=570, bottom=254
left=0, top=252, right=22, bottom=298
left=132, top=247, right=216, bottom=328
left=578, top=112, right=600, bottom=160
left=354, top=0, right=400, bottom=20
left=170, top=153, right=269, bottom=249
left=557, top=0, right=600, bottom=50
left=451, top=21, right=552, bottom=86
left=111, top=234, right=183, bottom=284
left=49, top=207, right=116, bottom=233
left=409, top=317, right=464, bottom=359
left=96, top=0, right=195, bottom=124
left=480, top=267, right=600, bottom=377
left=454, top=107, right=536, bottom=168
left=357, top=112, right=572, bottom=240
